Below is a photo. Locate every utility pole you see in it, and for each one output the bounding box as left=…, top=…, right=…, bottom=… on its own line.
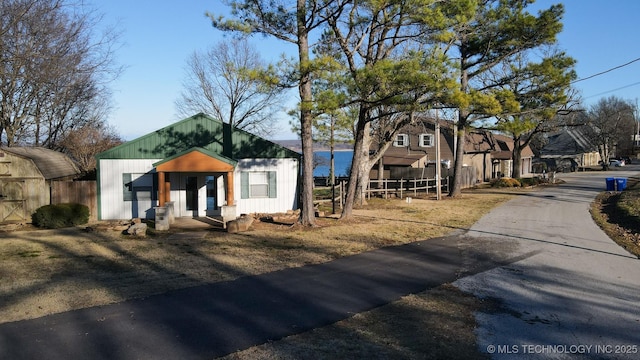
left=330, top=115, right=336, bottom=214
left=435, top=109, right=442, bottom=200
left=633, top=98, right=640, bottom=154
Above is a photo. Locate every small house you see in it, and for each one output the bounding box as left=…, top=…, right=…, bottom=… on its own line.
left=372, top=119, right=533, bottom=183
left=0, top=147, right=80, bottom=223
left=538, top=126, right=601, bottom=172
left=464, top=130, right=534, bottom=180
left=95, top=113, right=301, bottom=222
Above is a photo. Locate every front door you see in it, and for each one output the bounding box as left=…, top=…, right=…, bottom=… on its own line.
left=186, top=176, right=198, bottom=217
left=206, top=175, right=217, bottom=216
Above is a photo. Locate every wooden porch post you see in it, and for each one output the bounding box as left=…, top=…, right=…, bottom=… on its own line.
left=164, top=173, right=171, bottom=203
left=226, top=171, right=235, bottom=205
left=158, top=171, right=166, bottom=206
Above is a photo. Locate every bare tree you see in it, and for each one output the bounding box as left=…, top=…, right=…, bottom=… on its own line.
left=0, top=0, right=121, bottom=147
left=58, top=123, right=123, bottom=174
left=585, top=96, right=636, bottom=166
left=175, top=39, right=283, bottom=136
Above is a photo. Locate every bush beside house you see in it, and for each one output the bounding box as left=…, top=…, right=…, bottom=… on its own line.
left=32, top=203, right=90, bottom=229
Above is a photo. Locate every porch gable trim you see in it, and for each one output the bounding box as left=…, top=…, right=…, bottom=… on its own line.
left=154, top=147, right=237, bottom=172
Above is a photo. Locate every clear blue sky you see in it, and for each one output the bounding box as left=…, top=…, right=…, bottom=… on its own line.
left=94, top=1, right=640, bottom=141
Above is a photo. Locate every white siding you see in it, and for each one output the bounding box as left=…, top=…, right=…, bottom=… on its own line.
left=98, top=159, right=159, bottom=220
left=98, top=157, right=299, bottom=220
left=235, top=158, right=299, bottom=214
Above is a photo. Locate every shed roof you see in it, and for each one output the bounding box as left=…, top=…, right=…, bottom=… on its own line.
left=1, top=147, right=80, bottom=180
left=96, top=113, right=300, bottom=161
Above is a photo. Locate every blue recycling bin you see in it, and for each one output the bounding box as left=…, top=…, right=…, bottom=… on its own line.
left=616, top=178, right=627, bottom=191
left=606, top=177, right=615, bottom=191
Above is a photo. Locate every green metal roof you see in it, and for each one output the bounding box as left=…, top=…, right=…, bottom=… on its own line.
left=96, top=113, right=300, bottom=160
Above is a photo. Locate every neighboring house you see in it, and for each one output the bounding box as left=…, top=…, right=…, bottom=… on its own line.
left=538, top=126, right=601, bottom=172
left=370, top=119, right=456, bottom=180
left=464, top=130, right=534, bottom=181
left=0, top=147, right=80, bottom=223
left=372, top=119, right=532, bottom=182
left=95, top=113, right=300, bottom=221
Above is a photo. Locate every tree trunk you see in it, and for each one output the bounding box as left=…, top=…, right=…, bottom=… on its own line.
left=340, top=107, right=368, bottom=220
left=297, top=0, right=315, bottom=226
left=355, top=125, right=373, bottom=206
left=450, top=58, right=469, bottom=197
left=511, top=139, right=523, bottom=178
left=449, top=124, right=466, bottom=197
left=376, top=156, right=384, bottom=190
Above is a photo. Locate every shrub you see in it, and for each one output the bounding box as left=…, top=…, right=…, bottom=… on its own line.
left=32, top=203, right=90, bottom=229
left=491, top=178, right=521, bottom=188
left=518, top=177, right=540, bottom=187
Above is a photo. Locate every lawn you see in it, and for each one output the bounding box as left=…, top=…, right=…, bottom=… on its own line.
left=3, top=180, right=634, bottom=359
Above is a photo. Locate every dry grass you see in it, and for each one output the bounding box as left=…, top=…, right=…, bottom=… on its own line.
left=590, top=177, right=640, bottom=257
left=0, top=189, right=517, bottom=358
left=220, top=284, right=491, bottom=360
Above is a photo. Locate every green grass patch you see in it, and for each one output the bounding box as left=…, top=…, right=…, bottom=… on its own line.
left=17, top=251, right=41, bottom=258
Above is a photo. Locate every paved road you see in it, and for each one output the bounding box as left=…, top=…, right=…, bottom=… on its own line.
left=1, top=169, right=638, bottom=359
left=0, top=231, right=523, bottom=359
left=456, top=168, right=640, bottom=359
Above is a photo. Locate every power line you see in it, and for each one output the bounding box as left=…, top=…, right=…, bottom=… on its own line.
left=572, top=57, right=640, bottom=84
left=584, top=80, right=640, bottom=99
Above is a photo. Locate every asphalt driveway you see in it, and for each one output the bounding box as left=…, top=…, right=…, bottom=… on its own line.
left=455, top=169, right=640, bottom=359
left=0, top=231, right=524, bottom=360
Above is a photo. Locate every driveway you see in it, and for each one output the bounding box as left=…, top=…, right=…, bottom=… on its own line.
left=455, top=169, right=640, bottom=359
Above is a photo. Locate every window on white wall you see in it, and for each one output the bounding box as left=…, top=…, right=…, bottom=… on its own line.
left=123, top=173, right=133, bottom=201
left=419, top=134, right=434, bottom=147
left=241, top=171, right=277, bottom=199
left=393, top=134, right=408, bottom=147
left=250, top=172, right=269, bottom=197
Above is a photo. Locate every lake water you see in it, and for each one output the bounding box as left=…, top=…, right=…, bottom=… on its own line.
left=313, top=151, right=353, bottom=177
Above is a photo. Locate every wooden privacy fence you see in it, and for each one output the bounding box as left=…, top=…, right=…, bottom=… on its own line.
left=51, top=180, right=97, bottom=221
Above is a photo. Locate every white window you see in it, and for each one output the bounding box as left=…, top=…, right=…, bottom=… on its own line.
left=241, top=171, right=277, bottom=199
left=249, top=172, right=269, bottom=197
left=419, top=134, right=434, bottom=147
left=394, top=134, right=408, bottom=147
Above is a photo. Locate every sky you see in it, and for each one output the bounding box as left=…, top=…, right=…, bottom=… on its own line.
left=92, top=1, right=640, bottom=141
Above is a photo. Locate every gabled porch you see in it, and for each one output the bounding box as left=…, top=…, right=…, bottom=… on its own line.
left=153, top=148, right=238, bottom=224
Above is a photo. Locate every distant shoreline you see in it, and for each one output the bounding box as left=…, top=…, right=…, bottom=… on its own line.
left=273, top=140, right=353, bottom=153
